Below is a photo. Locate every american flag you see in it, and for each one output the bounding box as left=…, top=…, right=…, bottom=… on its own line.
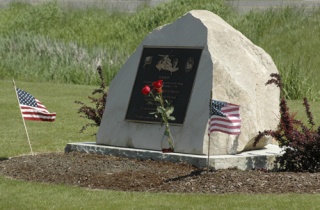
left=16, top=88, right=56, bottom=122
left=209, top=100, right=241, bottom=135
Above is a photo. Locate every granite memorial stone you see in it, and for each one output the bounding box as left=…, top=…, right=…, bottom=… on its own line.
left=96, top=10, right=280, bottom=155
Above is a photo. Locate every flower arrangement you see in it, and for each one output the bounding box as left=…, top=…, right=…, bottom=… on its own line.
left=141, top=80, right=175, bottom=152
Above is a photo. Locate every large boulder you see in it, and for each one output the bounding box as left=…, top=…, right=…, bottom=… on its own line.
left=97, top=10, right=280, bottom=155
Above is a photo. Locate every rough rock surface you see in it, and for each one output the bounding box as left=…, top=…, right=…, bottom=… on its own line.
left=1, top=152, right=320, bottom=194
left=97, top=10, right=279, bottom=155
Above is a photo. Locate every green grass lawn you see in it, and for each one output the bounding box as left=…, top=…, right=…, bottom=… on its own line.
left=0, top=79, right=96, bottom=157
left=1, top=79, right=320, bottom=209
left=2, top=174, right=320, bottom=210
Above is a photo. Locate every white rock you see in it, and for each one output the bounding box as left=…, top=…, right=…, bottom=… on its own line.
left=97, top=10, right=280, bottom=155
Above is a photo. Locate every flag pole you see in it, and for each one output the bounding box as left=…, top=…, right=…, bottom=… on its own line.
left=207, top=90, right=213, bottom=173
left=13, top=79, right=34, bottom=155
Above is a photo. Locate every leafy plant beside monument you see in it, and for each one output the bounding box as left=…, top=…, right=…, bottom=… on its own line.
left=75, top=65, right=108, bottom=133
left=254, top=73, right=320, bottom=172
left=141, top=80, right=175, bottom=152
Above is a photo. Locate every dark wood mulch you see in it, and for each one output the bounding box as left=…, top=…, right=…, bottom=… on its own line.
left=1, top=152, right=320, bottom=194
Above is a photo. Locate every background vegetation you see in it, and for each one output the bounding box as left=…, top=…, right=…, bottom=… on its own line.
left=1, top=0, right=320, bottom=209
left=1, top=0, right=320, bottom=100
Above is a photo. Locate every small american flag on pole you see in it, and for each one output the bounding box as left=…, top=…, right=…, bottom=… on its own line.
left=16, top=88, right=56, bottom=122
left=209, top=100, right=241, bottom=135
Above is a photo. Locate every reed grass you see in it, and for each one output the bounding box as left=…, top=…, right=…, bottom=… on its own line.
left=230, top=6, right=320, bottom=100
left=0, top=33, right=125, bottom=84
left=1, top=1, right=319, bottom=100
left=0, top=0, right=231, bottom=85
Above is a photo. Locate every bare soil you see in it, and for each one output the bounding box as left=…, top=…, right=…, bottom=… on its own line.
left=1, top=152, right=320, bottom=194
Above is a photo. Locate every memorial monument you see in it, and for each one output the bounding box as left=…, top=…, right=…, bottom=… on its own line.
left=96, top=10, right=280, bottom=155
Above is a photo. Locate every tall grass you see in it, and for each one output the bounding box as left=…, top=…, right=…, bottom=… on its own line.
left=0, top=33, right=125, bottom=84
left=230, top=6, right=320, bottom=100
left=0, top=0, right=232, bottom=85
left=0, top=0, right=319, bottom=99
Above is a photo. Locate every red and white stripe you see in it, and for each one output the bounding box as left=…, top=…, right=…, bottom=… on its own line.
left=209, top=104, right=241, bottom=135
left=20, top=99, right=56, bottom=122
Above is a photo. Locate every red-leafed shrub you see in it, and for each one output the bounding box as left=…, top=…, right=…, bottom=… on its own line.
left=75, top=65, right=107, bottom=133
left=254, top=73, right=320, bottom=172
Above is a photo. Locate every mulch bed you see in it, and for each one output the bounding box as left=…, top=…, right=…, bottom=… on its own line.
left=1, top=152, right=320, bottom=194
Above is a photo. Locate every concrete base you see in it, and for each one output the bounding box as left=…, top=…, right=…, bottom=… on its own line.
left=65, top=143, right=283, bottom=170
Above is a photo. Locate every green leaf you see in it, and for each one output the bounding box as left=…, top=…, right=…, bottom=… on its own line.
left=154, top=96, right=161, bottom=102
left=165, top=106, right=174, bottom=116
left=168, top=116, right=175, bottom=121
left=157, top=107, right=165, bottom=114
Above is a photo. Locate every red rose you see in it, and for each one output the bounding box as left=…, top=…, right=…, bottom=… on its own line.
left=155, top=87, right=163, bottom=93
left=152, top=80, right=163, bottom=89
left=141, top=85, right=151, bottom=95
left=152, top=80, right=163, bottom=93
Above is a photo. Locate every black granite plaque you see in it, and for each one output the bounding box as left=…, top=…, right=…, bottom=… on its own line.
left=125, top=46, right=203, bottom=125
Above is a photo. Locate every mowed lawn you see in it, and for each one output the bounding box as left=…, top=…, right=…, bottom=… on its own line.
left=1, top=79, right=320, bottom=209
left=0, top=80, right=96, bottom=157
